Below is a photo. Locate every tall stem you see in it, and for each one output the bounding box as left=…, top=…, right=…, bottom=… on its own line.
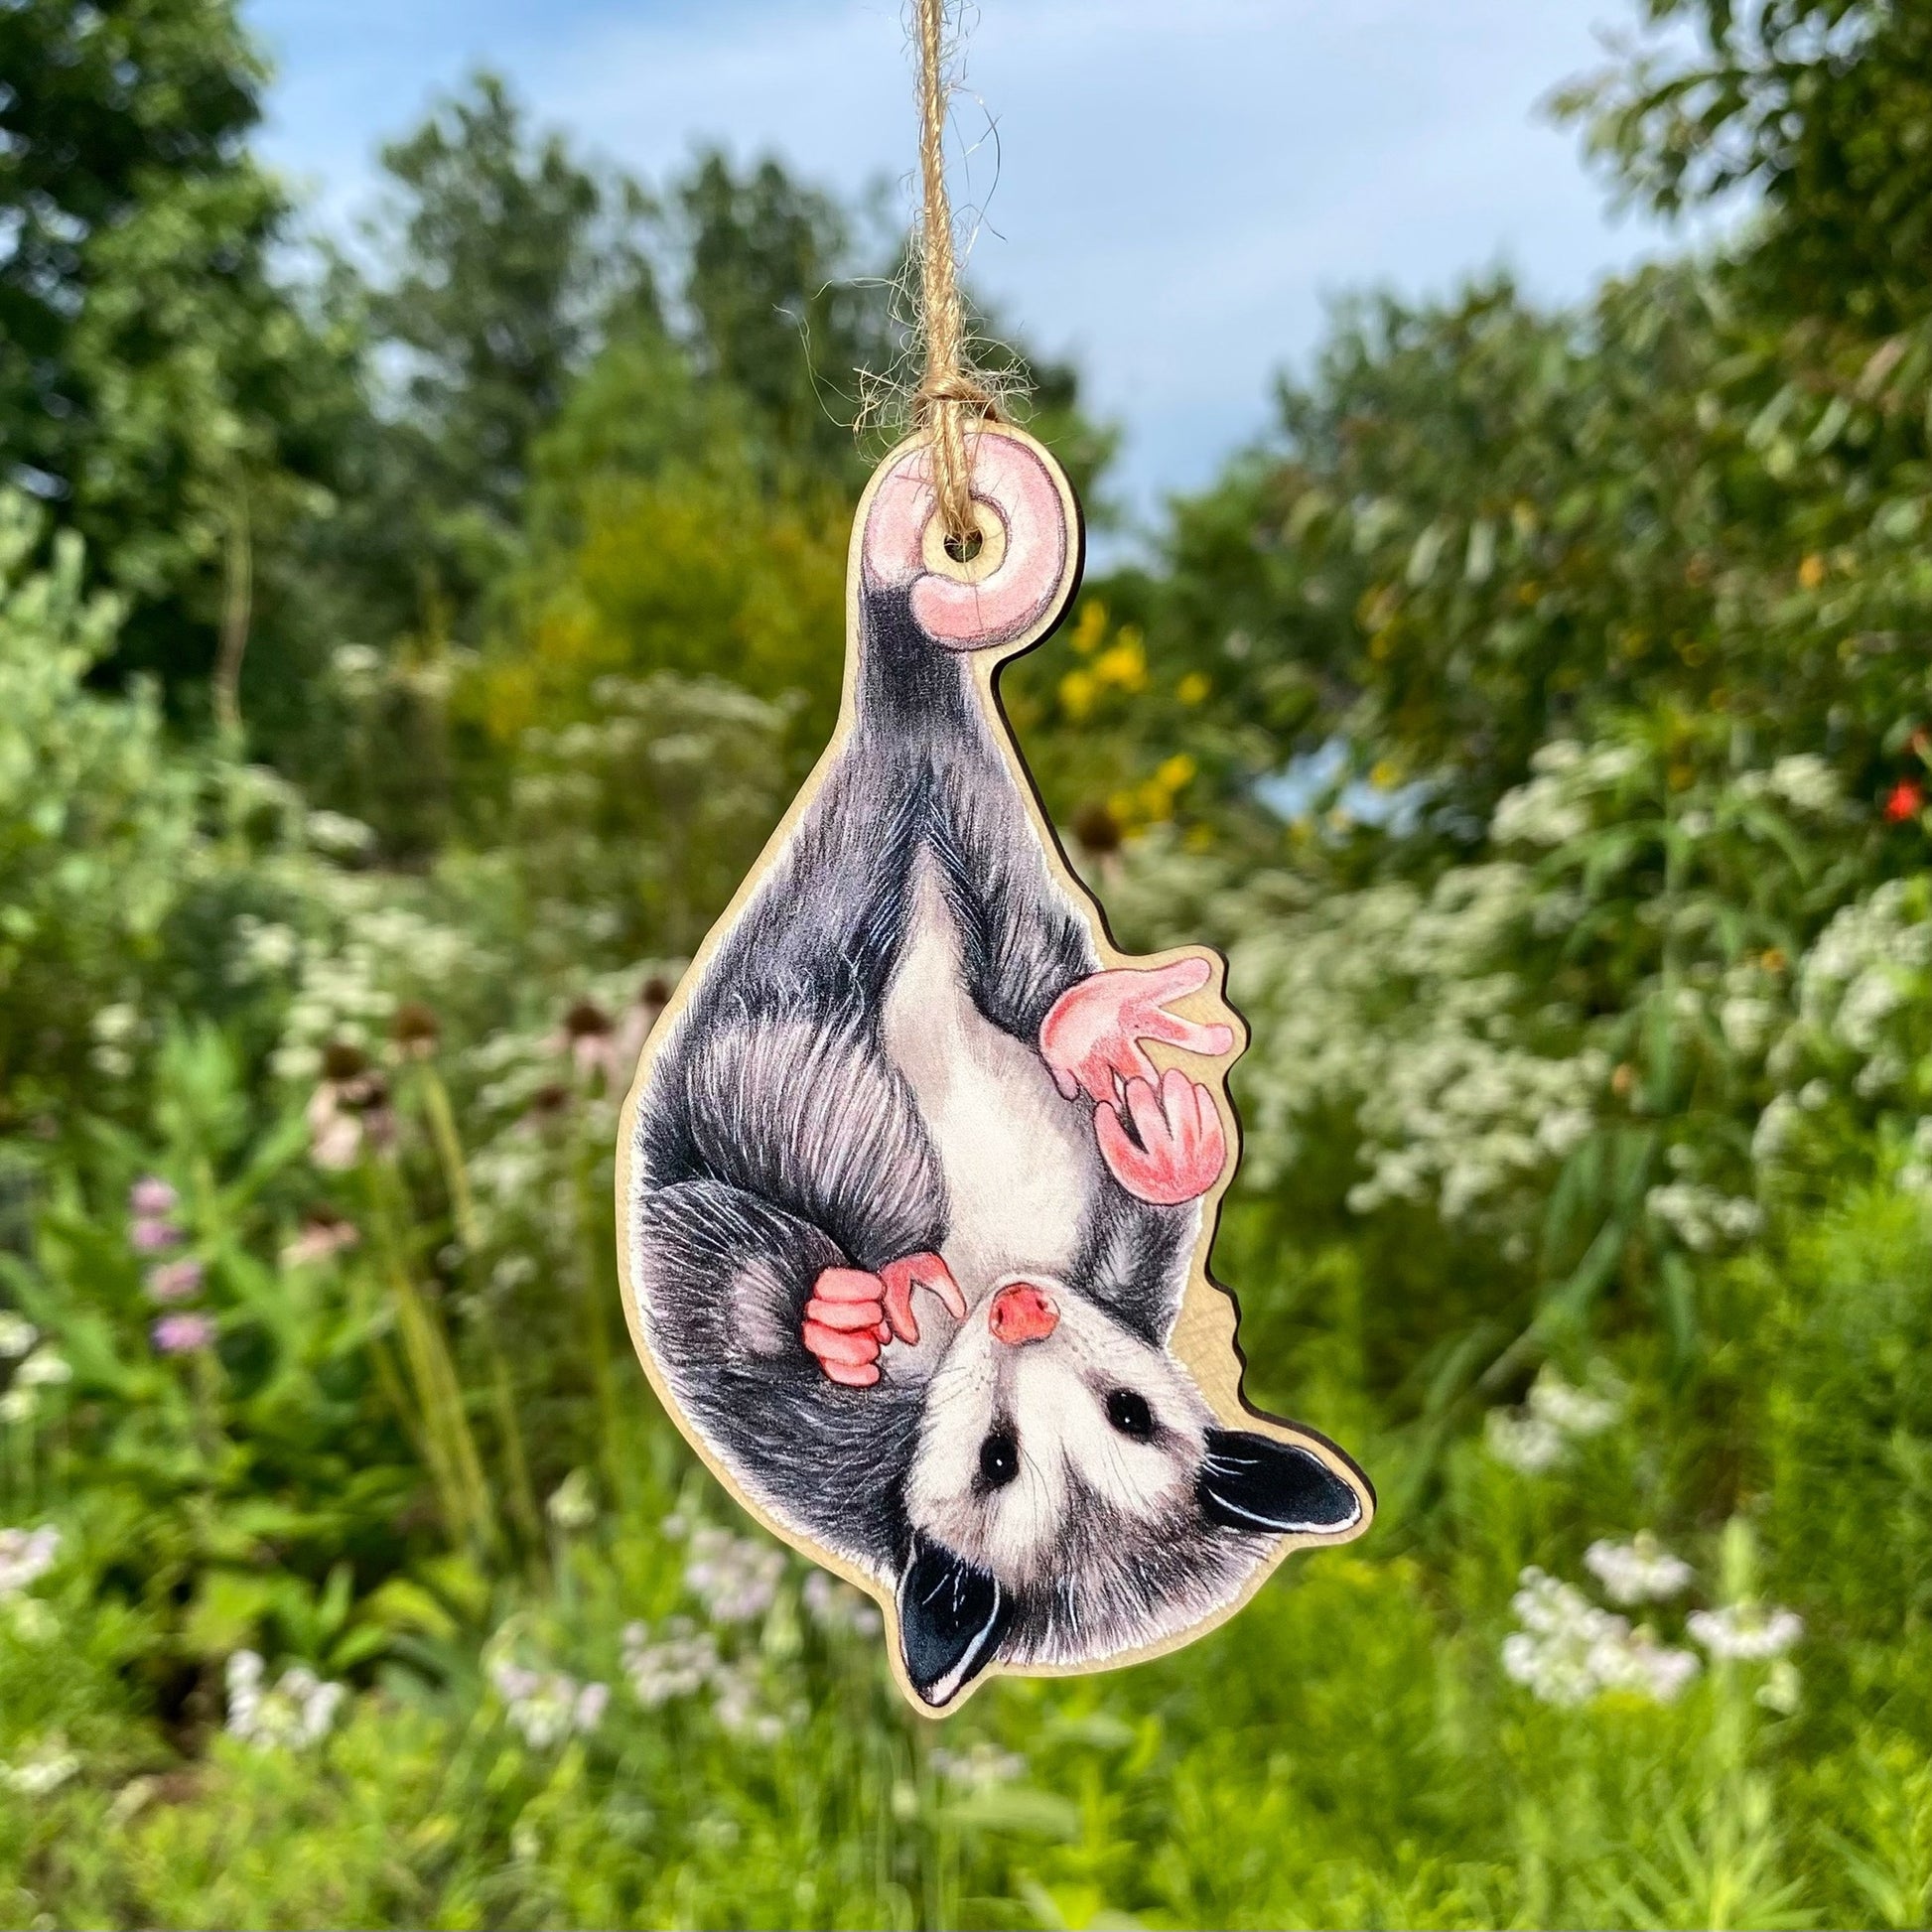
left=364, top=1165, right=496, bottom=1557
left=572, top=1135, right=622, bottom=1495
left=212, top=484, right=252, bottom=740
left=418, top=1061, right=542, bottom=1550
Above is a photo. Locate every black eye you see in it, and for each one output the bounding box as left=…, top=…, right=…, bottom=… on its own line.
left=978, top=1429, right=1019, bottom=1488
left=1106, top=1389, right=1155, bottom=1440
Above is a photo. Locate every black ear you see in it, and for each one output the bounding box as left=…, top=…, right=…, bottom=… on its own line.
left=1198, top=1430, right=1364, bottom=1536
left=897, top=1535, right=1013, bottom=1708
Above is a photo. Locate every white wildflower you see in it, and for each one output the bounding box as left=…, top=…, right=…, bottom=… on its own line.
left=1646, top=1181, right=1763, bottom=1252
left=89, top=1003, right=140, bottom=1075
left=1720, top=995, right=1776, bottom=1057
left=621, top=1617, right=719, bottom=1708
left=90, top=1003, right=140, bottom=1044
left=545, top=1469, right=597, bottom=1533
left=1764, top=754, right=1842, bottom=817
left=0, top=1389, right=35, bottom=1425
left=1857, top=1046, right=1906, bottom=1097
left=224, top=1650, right=345, bottom=1750
left=1797, top=884, right=1932, bottom=1083
left=233, top=915, right=299, bottom=975
left=490, top=1659, right=608, bottom=1747
left=1501, top=1567, right=1699, bottom=1707
left=0, top=1525, right=60, bottom=1596
left=1, top=1734, right=80, bottom=1796
left=1751, top=1093, right=1802, bottom=1168
left=1536, top=1106, right=1593, bottom=1159
left=1491, top=774, right=1589, bottom=848
left=1485, top=1409, right=1567, bottom=1474
left=14, top=1348, right=70, bottom=1390
left=683, top=1525, right=783, bottom=1624
left=0, top=1312, right=36, bottom=1360
left=1688, top=1602, right=1804, bottom=1662
left=332, top=643, right=381, bottom=691
left=304, top=810, right=376, bottom=858
left=1502, top=1570, right=1621, bottom=1706
left=1585, top=1533, right=1694, bottom=1605
left=1587, top=1624, right=1702, bottom=1703
left=710, top=1655, right=787, bottom=1743
left=930, top=1741, right=1028, bottom=1790
left=1528, top=1365, right=1621, bottom=1437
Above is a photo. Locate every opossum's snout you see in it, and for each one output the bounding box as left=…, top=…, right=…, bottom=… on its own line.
left=988, top=1281, right=1058, bottom=1345
left=860, top=430, right=1075, bottom=655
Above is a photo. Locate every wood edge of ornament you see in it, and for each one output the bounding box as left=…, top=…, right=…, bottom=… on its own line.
left=613, top=419, right=1375, bottom=1717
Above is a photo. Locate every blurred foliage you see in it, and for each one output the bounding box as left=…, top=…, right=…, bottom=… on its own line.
left=1560, top=0, right=1932, bottom=330
left=5, top=0, right=1932, bottom=1926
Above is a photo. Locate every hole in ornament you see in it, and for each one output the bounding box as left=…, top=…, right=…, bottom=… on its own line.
left=943, top=526, right=984, bottom=565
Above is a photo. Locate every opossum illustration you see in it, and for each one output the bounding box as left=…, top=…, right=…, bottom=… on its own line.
left=619, top=423, right=1371, bottom=1710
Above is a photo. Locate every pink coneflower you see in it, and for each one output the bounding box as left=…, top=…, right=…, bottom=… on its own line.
left=608, top=977, right=672, bottom=1088
left=144, top=1258, right=204, bottom=1304
left=152, top=1312, right=217, bottom=1355
left=279, top=1215, right=360, bottom=1269
left=562, top=1000, right=616, bottom=1080
left=306, top=1045, right=396, bottom=1171
left=389, top=1001, right=442, bottom=1060
left=128, top=1176, right=179, bottom=1217
left=129, top=1217, right=185, bottom=1253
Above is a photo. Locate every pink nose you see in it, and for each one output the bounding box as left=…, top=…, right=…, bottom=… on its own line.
left=989, top=1283, right=1059, bottom=1345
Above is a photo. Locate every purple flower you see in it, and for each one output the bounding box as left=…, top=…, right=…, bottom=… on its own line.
left=130, top=1218, right=184, bottom=1254
left=128, top=1176, right=179, bottom=1217
left=144, top=1258, right=204, bottom=1304
left=151, top=1312, right=216, bottom=1355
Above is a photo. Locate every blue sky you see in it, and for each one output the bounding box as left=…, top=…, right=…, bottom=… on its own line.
left=246, top=0, right=1683, bottom=529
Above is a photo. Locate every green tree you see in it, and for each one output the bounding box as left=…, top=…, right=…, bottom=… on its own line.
left=356, top=72, right=656, bottom=631
left=0, top=0, right=354, bottom=715
left=675, top=151, right=889, bottom=481
left=1564, top=0, right=1932, bottom=329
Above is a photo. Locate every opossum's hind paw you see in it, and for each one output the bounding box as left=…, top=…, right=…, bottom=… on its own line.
left=802, top=1254, right=966, bottom=1383
left=1040, top=957, right=1235, bottom=1106
left=1097, top=1068, right=1229, bottom=1206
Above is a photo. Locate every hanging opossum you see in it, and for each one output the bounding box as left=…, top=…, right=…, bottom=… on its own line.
left=618, top=423, right=1372, bottom=1712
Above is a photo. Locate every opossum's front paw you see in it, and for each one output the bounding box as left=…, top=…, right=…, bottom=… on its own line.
left=802, top=1255, right=966, bottom=1387
left=1039, top=957, right=1234, bottom=1105
left=879, top=1252, right=967, bottom=1346
left=1097, top=1068, right=1229, bottom=1206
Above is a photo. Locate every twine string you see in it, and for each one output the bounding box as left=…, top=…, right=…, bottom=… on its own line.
left=913, top=0, right=996, bottom=545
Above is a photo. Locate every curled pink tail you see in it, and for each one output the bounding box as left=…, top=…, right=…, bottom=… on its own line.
left=861, top=428, right=1075, bottom=652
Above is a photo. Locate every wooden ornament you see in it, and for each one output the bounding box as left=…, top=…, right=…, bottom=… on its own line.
left=617, top=422, right=1372, bottom=1714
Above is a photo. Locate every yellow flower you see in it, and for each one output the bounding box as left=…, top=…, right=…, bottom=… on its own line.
left=1797, top=553, right=1826, bottom=590
left=1092, top=630, right=1148, bottom=693
left=1068, top=601, right=1108, bottom=656
left=1057, top=669, right=1098, bottom=721
left=1175, top=671, right=1211, bottom=706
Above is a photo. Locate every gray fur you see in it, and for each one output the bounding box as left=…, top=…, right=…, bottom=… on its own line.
left=629, top=575, right=1360, bottom=1703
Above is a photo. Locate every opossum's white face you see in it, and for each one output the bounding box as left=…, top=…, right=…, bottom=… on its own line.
left=904, top=1275, right=1216, bottom=1588
left=892, top=1278, right=1366, bottom=1706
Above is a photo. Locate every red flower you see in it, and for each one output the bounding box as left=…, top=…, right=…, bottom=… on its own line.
left=1884, top=779, right=1923, bottom=823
